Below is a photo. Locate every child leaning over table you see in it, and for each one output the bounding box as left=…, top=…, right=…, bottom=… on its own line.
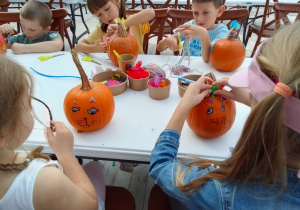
left=156, top=0, right=228, bottom=62
left=0, top=56, right=106, bottom=210
left=149, top=22, right=300, bottom=209
left=75, top=0, right=155, bottom=54
left=0, top=0, right=63, bottom=54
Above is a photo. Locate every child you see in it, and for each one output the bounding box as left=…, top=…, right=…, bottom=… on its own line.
left=149, top=22, right=300, bottom=209
left=0, top=56, right=106, bottom=209
left=75, top=0, right=155, bottom=54
left=156, top=0, right=228, bottom=62
left=0, top=0, right=63, bottom=54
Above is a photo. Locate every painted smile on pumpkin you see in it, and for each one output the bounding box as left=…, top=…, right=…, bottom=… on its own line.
left=209, top=117, right=226, bottom=126
left=75, top=118, right=102, bottom=128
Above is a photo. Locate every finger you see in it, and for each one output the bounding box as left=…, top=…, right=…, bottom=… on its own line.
left=213, top=90, right=233, bottom=99
left=45, top=126, right=54, bottom=142
left=201, top=89, right=212, bottom=97
left=212, top=77, right=229, bottom=86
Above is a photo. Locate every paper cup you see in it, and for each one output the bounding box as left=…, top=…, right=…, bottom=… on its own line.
left=177, top=74, right=200, bottom=97
left=128, top=75, right=150, bottom=91
left=148, top=78, right=171, bottom=100
left=92, top=70, right=128, bottom=96
left=118, top=54, right=136, bottom=73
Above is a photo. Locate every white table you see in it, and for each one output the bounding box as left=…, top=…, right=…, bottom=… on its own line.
left=6, top=50, right=251, bottom=163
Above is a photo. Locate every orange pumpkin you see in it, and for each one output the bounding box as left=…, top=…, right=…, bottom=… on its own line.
left=107, top=22, right=139, bottom=66
left=186, top=73, right=236, bottom=138
left=64, top=50, right=115, bottom=132
left=210, top=32, right=246, bottom=72
left=0, top=35, right=7, bottom=55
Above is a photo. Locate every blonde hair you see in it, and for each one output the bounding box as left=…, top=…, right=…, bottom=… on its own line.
left=20, top=0, right=52, bottom=28
left=176, top=22, right=300, bottom=194
left=0, top=56, right=50, bottom=171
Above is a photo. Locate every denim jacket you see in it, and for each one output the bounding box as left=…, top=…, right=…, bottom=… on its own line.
left=149, top=129, right=300, bottom=210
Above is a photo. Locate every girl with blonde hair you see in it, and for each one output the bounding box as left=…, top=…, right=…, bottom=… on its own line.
left=0, top=57, right=105, bottom=209
left=149, top=22, right=300, bottom=209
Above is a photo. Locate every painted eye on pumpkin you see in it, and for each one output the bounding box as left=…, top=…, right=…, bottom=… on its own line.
left=207, top=108, right=213, bottom=114
left=221, top=105, right=225, bottom=112
left=72, top=107, right=80, bottom=112
left=87, top=108, right=99, bottom=115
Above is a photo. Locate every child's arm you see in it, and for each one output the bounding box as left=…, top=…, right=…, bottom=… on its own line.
left=176, top=24, right=211, bottom=62
left=166, top=75, right=212, bottom=132
left=33, top=122, right=98, bottom=210
left=0, top=23, right=14, bottom=35
left=10, top=38, right=63, bottom=54
left=124, top=9, right=155, bottom=28
left=156, top=34, right=178, bottom=52
left=76, top=39, right=107, bottom=53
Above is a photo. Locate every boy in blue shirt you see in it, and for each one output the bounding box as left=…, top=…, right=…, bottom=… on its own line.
left=0, top=0, right=63, bottom=54
left=156, top=0, right=228, bottom=62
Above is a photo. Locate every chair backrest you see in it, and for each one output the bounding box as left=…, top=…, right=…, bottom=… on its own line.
left=0, top=0, right=10, bottom=12
left=0, top=8, right=68, bottom=43
left=167, top=8, right=249, bottom=32
left=273, top=2, right=300, bottom=30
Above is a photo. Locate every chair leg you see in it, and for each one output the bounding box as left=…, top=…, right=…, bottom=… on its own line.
left=64, top=28, right=73, bottom=49
left=250, top=36, right=261, bottom=58
left=244, top=30, right=252, bottom=47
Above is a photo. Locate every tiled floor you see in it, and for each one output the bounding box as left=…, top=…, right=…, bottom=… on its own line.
left=7, top=3, right=268, bottom=209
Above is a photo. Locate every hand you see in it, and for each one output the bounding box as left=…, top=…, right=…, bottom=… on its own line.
left=166, top=35, right=179, bottom=52
left=176, top=24, right=207, bottom=39
left=0, top=23, right=14, bottom=35
left=45, top=121, right=74, bottom=159
left=180, top=74, right=213, bottom=110
left=212, top=77, right=251, bottom=106
left=10, top=43, right=26, bottom=54
left=107, top=24, right=118, bottom=37
left=93, top=40, right=107, bottom=53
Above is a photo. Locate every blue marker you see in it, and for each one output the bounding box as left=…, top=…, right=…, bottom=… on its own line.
left=178, top=77, right=195, bottom=84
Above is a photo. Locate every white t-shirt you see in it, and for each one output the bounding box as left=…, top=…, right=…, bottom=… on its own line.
left=0, top=159, right=105, bottom=210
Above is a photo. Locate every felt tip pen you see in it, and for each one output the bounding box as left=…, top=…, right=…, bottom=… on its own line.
left=178, top=77, right=195, bottom=84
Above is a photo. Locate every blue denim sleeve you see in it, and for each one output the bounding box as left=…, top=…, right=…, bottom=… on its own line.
left=149, top=129, right=223, bottom=209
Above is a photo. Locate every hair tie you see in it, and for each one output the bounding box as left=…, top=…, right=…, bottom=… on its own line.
left=273, top=82, right=293, bottom=98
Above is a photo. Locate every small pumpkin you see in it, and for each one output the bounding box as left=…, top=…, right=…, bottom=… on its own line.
left=0, top=35, right=7, bottom=55
left=210, top=24, right=246, bottom=72
left=186, top=73, right=236, bottom=138
left=64, top=49, right=115, bottom=132
left=107, top=22, right=139, bottom=66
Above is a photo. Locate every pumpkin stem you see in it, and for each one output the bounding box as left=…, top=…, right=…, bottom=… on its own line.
left=205, top=72, right=216, bottom=82
left=70, top=49, right=92, bottom=91
left=117, top=22, right=127, bottom=37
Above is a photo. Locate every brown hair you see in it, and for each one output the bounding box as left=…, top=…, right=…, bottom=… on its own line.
left=20, top=0, right=52, bottom=28
left=192, top=0, right=224, bottom=8
left=176, top=22, right=300, bottom=194
left=0, top=56, right=50, bottom=171
left=87, top=0, right=126, bottom=33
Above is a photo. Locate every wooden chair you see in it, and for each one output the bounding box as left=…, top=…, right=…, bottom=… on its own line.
left=0, top=0, right=9, bottom=26
left=0, top=8, right=70, bottom=49
left=46, top=0, right=74, bottom=49
left=273, top=2, right=300, bottom=31
left=148, top=184, right=172, bottom=210
left=105, top=186, right=135, bottom=210
left=167, top=8, right=249, bottom=55
left=244, top=0, right=276, bottom=57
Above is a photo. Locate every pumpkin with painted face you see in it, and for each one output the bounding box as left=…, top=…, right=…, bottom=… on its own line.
left=186, top=73, right=236, bottom=138
left=64, top=50, right=115, bottom=132
left=0, top=35, right=7, bottom=55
